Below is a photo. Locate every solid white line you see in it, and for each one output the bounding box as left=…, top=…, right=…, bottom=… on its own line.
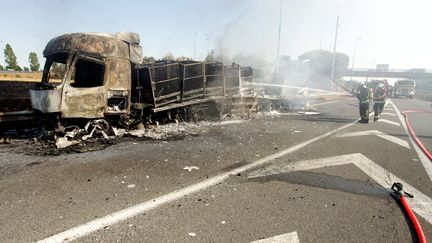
left=378, top=119, right=400, bottom=127
left=248, top=153, right=432, bottom=225
left=381, top=113, right=396, bottom=116
left=38, top=117, right=358, bottom=243
left=390, top=99, right=432, bottom=182
left=250, top=231, right=299, bottom=243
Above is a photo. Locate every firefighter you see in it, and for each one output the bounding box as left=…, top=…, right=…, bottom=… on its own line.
left=356, top=82, right=370, bottom=123
left=373, top=83, right=387, bottom=121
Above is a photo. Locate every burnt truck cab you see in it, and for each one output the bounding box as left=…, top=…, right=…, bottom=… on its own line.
left=30, top=32, right=143, bottom=119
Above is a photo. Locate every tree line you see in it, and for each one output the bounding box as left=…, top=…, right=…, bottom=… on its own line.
left=0, top=44, right=40, bottom=72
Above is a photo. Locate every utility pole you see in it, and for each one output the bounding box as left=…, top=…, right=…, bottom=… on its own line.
left=330, top=16, right=339, bottom=87
left=193, top=32, right=197, bottom=60
left=0, top=40, right=3, bottom=69
left=350, top=37, right=363, bottom=81
left=276, top=0, right=283, bottom=59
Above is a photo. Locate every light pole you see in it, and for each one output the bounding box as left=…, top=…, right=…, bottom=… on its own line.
left=193, top=32, right=197, bottom=60
left=350, top=37, right=363, bottom=81
left=330, top=16, right=339, bottom=88
left=0, top=40, right=3, bottom=69
left=276, top=0, right=283, bottom=59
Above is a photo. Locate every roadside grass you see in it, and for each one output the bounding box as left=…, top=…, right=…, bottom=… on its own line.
left=0, top=72, right=42, bottom=82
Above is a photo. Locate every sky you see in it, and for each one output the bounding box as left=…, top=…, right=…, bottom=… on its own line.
left=1, top=0, right=432, bottom=70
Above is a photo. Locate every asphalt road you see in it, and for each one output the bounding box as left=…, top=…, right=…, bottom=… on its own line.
left=392, top=98, right=432, bottom=153
left=0, top=97, right=431, bottom=242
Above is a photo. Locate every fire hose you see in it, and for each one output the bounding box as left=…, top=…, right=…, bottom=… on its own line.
left=402, top=110, right=432, bottom=161
left=391, top=183, right=427, bottom=243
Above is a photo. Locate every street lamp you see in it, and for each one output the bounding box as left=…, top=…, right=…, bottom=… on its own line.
left=0, top=40, right=3, bottom=69
left=193, top=32, right=197, bottom=60
left=350, top=37, right=363, bottom=81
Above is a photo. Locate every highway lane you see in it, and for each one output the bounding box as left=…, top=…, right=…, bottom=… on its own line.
left=0, top=97, right=431, bottom=242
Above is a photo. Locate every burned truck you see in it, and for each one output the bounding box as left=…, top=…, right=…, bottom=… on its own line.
left=26, top=31, right=291, bottom=138
left=29, top=32, right=246, bottom=130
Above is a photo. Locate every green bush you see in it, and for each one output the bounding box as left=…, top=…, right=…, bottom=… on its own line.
left=15, top=74, right=21, bottom=78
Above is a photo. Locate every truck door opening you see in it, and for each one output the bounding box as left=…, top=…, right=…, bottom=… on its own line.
left=70, top=58, right=105, bottom=88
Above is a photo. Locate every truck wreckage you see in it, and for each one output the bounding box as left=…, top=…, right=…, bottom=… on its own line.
left=1, top=32, right=311, bottom=148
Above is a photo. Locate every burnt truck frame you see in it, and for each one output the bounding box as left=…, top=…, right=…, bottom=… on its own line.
left=29, top=32, right=261, bottom=129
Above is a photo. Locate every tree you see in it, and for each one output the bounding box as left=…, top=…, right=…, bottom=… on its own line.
left=299, top=49, right=349, bottom=80
left=205, top=49, right=215, bottom=61
left=28, top=52, right=40, bottom=71
left=161, top=53, right=175, bottom=61
left=4, top=44, right=21, bottom=71
left=0, top=64, right=3, bottom=71
left=23, top=67, right=30, bottom=71
left=50, top=63, right=66, bottom=79
left=142, top=56, right=155, bottom=64
left=298, top=49, right=349, bottom=89
left=176, top=56, right=192, bottom=61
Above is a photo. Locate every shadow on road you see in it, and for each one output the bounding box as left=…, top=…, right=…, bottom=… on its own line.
left=249, top=170, right=389, bottom=199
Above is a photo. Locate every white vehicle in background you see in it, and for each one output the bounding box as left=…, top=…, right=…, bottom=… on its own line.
left=394, top=79, right=416, bottom=98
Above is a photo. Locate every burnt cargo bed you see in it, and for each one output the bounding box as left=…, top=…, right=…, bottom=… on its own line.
left=224, top=64, right=240, bottom=95
left=132, top=62, right=181, bottom=108
left=204, top=62, right=224, bottom=97
left=179, top=61, right=205, bottom=101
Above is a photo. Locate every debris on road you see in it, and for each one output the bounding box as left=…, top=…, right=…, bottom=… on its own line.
left=188, top=232, right=197, bottom=237
left=0, top=137, right=12, bottom=144
left=183, top=166, right=200, bottom=172
left=127, top=184, right=136, bottom=188
left=55, top=137, right=80, bottom=149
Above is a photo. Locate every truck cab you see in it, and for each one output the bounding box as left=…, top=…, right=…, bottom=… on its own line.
left=30, top=32, right=143, bottom=119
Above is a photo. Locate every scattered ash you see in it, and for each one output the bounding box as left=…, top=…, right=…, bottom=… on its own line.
left=0, top=119, right=244, bottom=156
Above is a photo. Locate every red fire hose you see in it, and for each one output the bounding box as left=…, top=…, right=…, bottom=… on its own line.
left=402, top=110, right=432, bottom=161
left=391, top=183, right=427, bottom=243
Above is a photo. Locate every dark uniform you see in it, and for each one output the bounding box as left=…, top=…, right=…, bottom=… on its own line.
left=356, top=83, right=370, bottom=123
left=373, top=84, right=386, bottom=121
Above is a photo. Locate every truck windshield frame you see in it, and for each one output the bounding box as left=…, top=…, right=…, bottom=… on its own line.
left=42, top=52, right=71, bottom=84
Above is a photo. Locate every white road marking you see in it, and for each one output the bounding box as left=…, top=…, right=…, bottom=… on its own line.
left=378, top=119, right=400, bottom=127
left=337, top=130, right=410, bottom=149
left=220, top=120, right=246, bottom=125
left=251, top=231, right=300, bottom=243
left=390, top=99, right=432, bottom=182
left=38, top=117, right=358, bottom=242
left=312, top=100, right=340, bottom=106
left=313, top=98, right=356, bottom=107
left=248, top=153, right=432, bottom=225
left=381, top=113, right=396, bottom=116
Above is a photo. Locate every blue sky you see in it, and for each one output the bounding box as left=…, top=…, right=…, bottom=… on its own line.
left=1, top=0, right=432, bottom=69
